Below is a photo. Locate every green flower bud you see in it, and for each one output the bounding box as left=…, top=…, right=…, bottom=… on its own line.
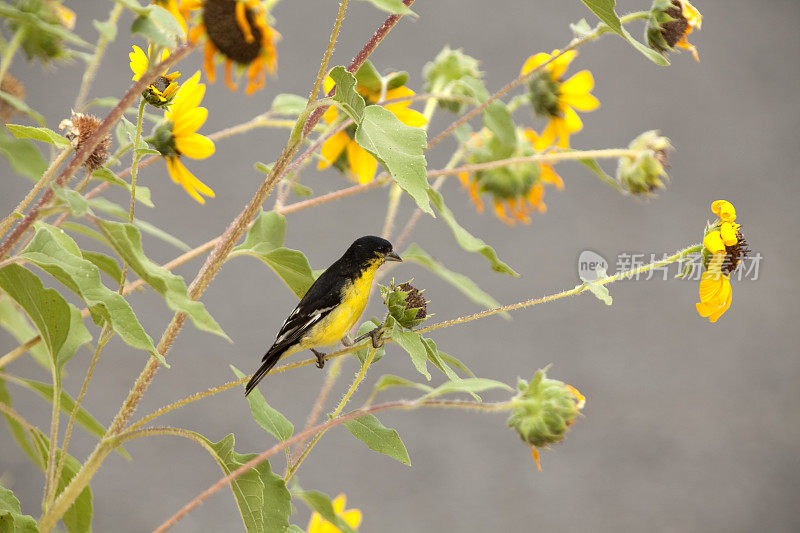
left=383, top=281, right=427, bottom=330
left=507, top=368, right=585, bottom=467
left=528, top=70, right=561, bottom=119
left=423, top=46, right=484, bottom=113
left=617, top=130, right=672, bottom=196
left=145, top=122, right=178, bottom=158
left=10, top=0, right=74, bottom=63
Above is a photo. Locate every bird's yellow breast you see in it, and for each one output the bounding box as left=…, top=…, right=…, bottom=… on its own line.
left=300, top=259, right=381, bottom=349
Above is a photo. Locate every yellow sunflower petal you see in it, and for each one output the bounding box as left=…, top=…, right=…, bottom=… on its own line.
left=323, top=104, right=338, bottom=125
left=318, top=130, right=349, bottom=169
left=540, top=164, right=564, bottom=190
left=331, top=495, right=346, bottom=514
left=521, top=52, right=551, bottom=75
left=711, top=200, right=736, bottom=222
left=323, top=75, right=335, bottom=94
left=385, top=85, right=415, bottom=102
left=538, top=119, right=562, bottom=149
left=346, top=141, right=378, bottom=183
left=559, top=71, right=600, bottom=111
left=563, top=105, right=584, bottom=134
left=168, top=72, right=204, bottom=119
left=719, top=222, right=738, bottom=247
left=549, top=49, right=577, bottom=79
left=175, top=133, right=215, bottom=159
left=702, top=231, right=726, bottom=254
left=342, top=509, right=362, bottom=528
left=171, top=107, right=208, bottom=137
left=681, top=0, right=702, bottom=30
left=167, top=157, right=214, bottom=203
left=385, top=104, right=427, bottom=127
left=129, top=45, right=149, bottom=81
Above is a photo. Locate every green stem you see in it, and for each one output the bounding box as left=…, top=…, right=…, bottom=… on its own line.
left=381, top=184, right=403, bottom=239
left=290, top=356, right=344, bottom=464
left=42, top=360, right=60, bottom=509
left=74, top=4, right=123, bottom=110
left=119, top=98, right=146, bottom=290
left=0, top=27, right=24, bottom=85
left=285, top=346, right=379, bottom=482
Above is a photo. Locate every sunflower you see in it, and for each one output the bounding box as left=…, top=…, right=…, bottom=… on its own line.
left=647, top=0, right=702, bottom=61
left=129, top=45, right=181, bottom=108
left=696, top=200, right=748, bottom=323
left=521, top=50, right=599, bottom=149
left=317, top=64, right=427, bottom=184
left=153, top=0, right=198, bottom=35
left=458, top=128, right=564, bottom=225
left=146, top=72, right=216, bottom=203
left=306, top=494, right=362, bottom=533
left=188, top=0, right=278, bottom=94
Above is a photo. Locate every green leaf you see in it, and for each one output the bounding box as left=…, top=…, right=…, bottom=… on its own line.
left=131, top=6, right=181, bottom=47
left=580, top=0, right=669, bottom=65
left=0, top=295, right=50, bottom=369
left=113, top=0, right=148, bottom=15
left=287, top=526, right=304, bottom=533
left=19, top=225, right=161, bottom=364
left=403, top=243, right=508, bottom=317
left=0, top=485, right=39, bottom=533
left=342, top=413, right=411, bottom=466
left=0, top=264, right=78, bottom=369
left=328, top=66, right=365, bottom=124
left=0, top=130, right=47, bottom=181
left=435, top=350, right=476, bottom=378
left=293, top=490, right=357, bottom=533
left=270, top=93, right=307, bottom=116
left=356, top=0, right=415, bottom=15
left=421, top=337, right=480, bottom=401
left=60, top=222, right=107, bottom=246
left=422, top=377, right=513, bottom=400
left=51, top=185, right=91, bottom=217
left=482, top=101, right=516, bottom=149
left=93, top=18, right=117, bottom=40
left=0, top=379, right=42, bottom=467
left=92, top=167, right=154, bottom=207
left=7, top=376, right=130, bottom=459
left=81, top=251, right=123, bottom=284
left=580, top=266, right=613, bottom=305
left=371, top=374, right=433, bottom=395
left=202, top=434, right=291, bottom=533
left=231, top=211, right=315, bottom=299
left=0, top=89, right=45, bottom=125
left=231, top=366, right=293, bottom=441
left=353, top=319, right=385, bottom=365
left=5, top=124, right=70, bottom=148
left=98, top=220, right=229, bottom=340
left=89, top=198, right=190, bottom=251
left=355, top=105, right=432, bottom=215
left=427, top=189, right=518, bottom=276
left=390, top=322, right=430, bottom=380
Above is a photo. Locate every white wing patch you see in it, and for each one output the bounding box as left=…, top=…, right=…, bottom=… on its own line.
left=273, top=305, right=337, bottom=345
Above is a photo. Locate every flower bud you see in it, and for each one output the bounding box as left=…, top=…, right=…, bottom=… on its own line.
left=383, top=281, right=427, bottom=330
left=528, top=70, right=561, bottom=119
left=423, top=46, right=484, bottom=113
left=11, top=0, right=75, bottom=63
left=646, top=0, right=702, bottom=61
left=507, top=368, right=585, bottom=468
left=617, top=130, right=672, bottom=196
left=59, top=112, right=111, bottom=172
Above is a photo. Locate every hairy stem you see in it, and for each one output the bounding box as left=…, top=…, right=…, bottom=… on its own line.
left=74, top=4, right=123, bottom=110
left=118, top=98, right=147, bottom=290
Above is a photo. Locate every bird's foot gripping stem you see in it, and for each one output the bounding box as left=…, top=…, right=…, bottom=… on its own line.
left=311, top=348, right=326, bottom=369
left=353, top=326, right=386, bottom=349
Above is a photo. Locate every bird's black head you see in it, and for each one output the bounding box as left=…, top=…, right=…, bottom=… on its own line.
left=344, top=236, right=402, bottom=266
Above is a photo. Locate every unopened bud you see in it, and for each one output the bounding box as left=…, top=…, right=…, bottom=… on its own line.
left=617, top=130, right=672, bottom=196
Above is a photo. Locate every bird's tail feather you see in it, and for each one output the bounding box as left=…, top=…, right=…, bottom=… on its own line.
left=244, top=346, right=287, bottom=396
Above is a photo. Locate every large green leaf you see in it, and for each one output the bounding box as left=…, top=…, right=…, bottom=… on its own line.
left=5, top=124, right=71, bottom=148
left=270, top=93, right=307, bottom=116
left=231, top=366, right=293, bottom=441
left=342, top=413, right=411, bottom=466
left=402, top=243, right=507, bottom=317
left=0, top=264, right=90, bottom=371
left=81, top=251, right=123, bottom=285
left=355, top=105, right=432, bottom=215
left=0, top=89, right=45, bottom=125
left=98, top=220, right=229, bottom=341
left=0, top=130, right=47, bottom=181
left=427, top=189, right=518, bottom=276
left=482, top=101, right=516, bottom=149
left=0, top=379, right=42, bottom=467
left=293, top=489, right=357, bottom=533
left=356, top=0, right=415, bottom=16
left=231, top=211, right=315, bottom=299
left=0, top=294, right=50, bottom=369
left=371, top=374, right=433, bottom=396
left=328, top=66, right=365, bottom=124
left=19, top=224, right=161, bottom=364
left=390, top=321, right=430, bottom=380
left=580, top=0, right=669, bottom=65
left=199, top=434, right=291, bottom=533
left=131, top=5, right=183, bottom=47
left=92, top=167, right=154, bottom=207
left=0, top=485, right=39, bottom=533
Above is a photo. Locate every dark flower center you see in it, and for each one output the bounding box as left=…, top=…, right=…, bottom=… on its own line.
left=722, top=230, right=750, bottom=275
left=661, top=1, right=689, bottom=48
left=203, top=0, right=263, bottom=65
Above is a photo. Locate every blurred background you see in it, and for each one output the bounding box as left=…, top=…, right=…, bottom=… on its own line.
left=1, top=0, right=799, bottom=531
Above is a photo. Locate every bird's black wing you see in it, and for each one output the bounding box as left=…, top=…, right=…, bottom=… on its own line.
left=261, top=266, right=347, bottom=361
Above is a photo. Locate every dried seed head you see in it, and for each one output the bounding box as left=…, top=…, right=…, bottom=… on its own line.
left=59, top=112, right=111, bottom=172
left=0, top=74, right=26, bottom=123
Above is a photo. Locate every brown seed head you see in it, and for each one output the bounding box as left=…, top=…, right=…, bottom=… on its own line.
left=59, top=112, right=111, bottom=172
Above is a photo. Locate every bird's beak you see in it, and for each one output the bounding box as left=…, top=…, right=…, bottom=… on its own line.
left=385, top=251, right=402, bottom=262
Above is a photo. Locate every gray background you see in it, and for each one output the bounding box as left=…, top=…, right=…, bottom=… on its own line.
left=2, top=0, right=799, bottom=531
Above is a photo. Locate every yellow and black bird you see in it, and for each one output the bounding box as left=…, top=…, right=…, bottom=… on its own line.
left=245, top=236, right=401, bottom=396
